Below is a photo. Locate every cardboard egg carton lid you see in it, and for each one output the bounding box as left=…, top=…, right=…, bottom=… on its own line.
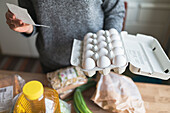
left=71, top=31, right=170, bottom=80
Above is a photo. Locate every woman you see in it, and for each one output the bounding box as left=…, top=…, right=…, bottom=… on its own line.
left=5, top=0, right=125, bottom=73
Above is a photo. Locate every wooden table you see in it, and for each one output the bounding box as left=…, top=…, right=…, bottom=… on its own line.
left=0, top=70, right=170, bottom=113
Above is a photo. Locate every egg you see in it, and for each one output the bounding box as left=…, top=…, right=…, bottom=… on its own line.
left=92, top=45, right=98, bottom=52
left=84, top=50, right=94, bottom=58
left=97, top=56, right=111, bottom=68
left=108, top=50, right=114, bottom=59
left=92, top=53, right=99, bottom=61
left=84, top=32, right=93, bottom=41
left=83, top=58, right=96, bottom=70
left=109, top=28, right=119, bottom=35
left=113, top=55, right=127, bottom=67
left=97, top=30, right=105, bottom=36
left=97, top=36, right=106, bottom=42
left=107, top=43, right=113, bottom=50
left=106, top=37, right=111, bottom=43
left=92, top=34, right=97, bottom=39
left=86, top=71, right=96, bottom=77
left=85, top=44, right=93, bottom=50
left=85, top=38, right=93, bottom=44
left=92, top=39, right=98, bottom=45
left=98, top=48, right=108, bottom=56
left=98, top=41, right=107, bottom=48
left=112, top=40, right=122, bottom=48
left=105, top=30, right=110, bottom=37
left=110, top=34, right=121, bottom=41
left=113, top=47, right=124, bottom=56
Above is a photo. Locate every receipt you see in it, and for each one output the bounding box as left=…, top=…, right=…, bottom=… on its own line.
left=6, top=3, right=50, bottom=28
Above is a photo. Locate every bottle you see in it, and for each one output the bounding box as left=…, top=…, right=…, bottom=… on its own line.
left=13, top=81, right=61, bottom=113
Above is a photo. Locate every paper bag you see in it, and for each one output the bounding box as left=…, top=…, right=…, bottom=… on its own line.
left=91, top=72, right=145, bottom=113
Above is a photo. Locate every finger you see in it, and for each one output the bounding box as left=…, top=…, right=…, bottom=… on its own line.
left=9, top=24, right=16, bottom=30
left=6, top=10, right=15, bottom=19
left=6, top=19, right=11, bottom=25
left=6, top=12, right=15, bottom=20
left=11, top=19, right=23, bottom=27
left=23, top=23, right=30, bottom=26
left=8, top=10, right=16, bottom=19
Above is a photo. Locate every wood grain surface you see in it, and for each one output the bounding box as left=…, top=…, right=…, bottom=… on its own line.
left=0, top=70, right=170, bottom=113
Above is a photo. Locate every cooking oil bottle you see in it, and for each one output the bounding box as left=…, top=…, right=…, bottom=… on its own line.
left=13, top=80, right=61, bottom=113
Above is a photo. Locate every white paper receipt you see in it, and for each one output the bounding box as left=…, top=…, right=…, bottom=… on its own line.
left=6, top=3, right=50, bottom=28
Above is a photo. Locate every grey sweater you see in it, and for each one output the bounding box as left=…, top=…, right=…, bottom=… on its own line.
left=18, top=0, right=125, bottom=73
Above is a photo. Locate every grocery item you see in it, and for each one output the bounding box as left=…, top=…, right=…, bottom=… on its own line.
left=13, top=81, right=61, bottom=113
left=91, top=72, right=145, bottom=113
left=74, top=88, right=92, bottom=113
left=71, top=28, right=128, bottom=77
left=0, top=75, right=25, bottom=113
left=82, top=28, right=127, bottom=75
left=47, top=67, right=88, bottom=96
left=73, top=78, right=96, bottom=113
left=71, top=30, right=170, bottom=80
left=59, top=89, right=75, bottom=99
left=59, top=99, right=71, bottom=113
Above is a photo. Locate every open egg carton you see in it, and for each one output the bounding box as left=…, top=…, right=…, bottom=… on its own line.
left=71, top=28, right=128, bottom=77
left=71, top=28, right=170, bottom=80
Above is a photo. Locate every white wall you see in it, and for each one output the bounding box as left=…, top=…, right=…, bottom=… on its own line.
left=0, top=0, right=39, bottom=57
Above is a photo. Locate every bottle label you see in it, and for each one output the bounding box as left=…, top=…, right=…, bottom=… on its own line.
left=0, top=86, right=13, bottom=112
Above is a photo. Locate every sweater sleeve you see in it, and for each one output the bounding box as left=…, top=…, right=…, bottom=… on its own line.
left=18, top=0, right=38, bottom=37
left=102, top=0, right=125, bottom=32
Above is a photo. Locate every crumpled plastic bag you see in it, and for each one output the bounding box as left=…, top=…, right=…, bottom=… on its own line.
left=59, top=99, right=71, bottom=113
left=91, top=72, right=145, bottom=113
left=0, top=75, right=25, bottom=113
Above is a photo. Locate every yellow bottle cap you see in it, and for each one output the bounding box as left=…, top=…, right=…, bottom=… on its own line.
left=23, top=81, right=44, bottom=100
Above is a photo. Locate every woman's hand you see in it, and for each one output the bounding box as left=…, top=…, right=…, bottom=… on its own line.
left=5, top=9, right=33, bottom=34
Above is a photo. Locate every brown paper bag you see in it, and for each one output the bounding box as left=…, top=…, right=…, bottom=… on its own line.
left=91, top=72, right=145, bottom=113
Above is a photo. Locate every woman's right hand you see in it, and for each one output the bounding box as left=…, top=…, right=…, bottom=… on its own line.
left=5, top=9, right=33, bottom=34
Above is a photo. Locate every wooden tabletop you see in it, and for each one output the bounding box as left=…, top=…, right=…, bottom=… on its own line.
left=0, top=70, right=170, bottom=113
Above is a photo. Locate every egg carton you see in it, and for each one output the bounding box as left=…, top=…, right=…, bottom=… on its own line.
left=71, top=28, right=128, bottom=77
left=71, top=30, right=170, bottom=80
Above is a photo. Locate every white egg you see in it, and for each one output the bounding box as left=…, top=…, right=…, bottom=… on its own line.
left=97, top=56, right=111, bottom=68
left=110, top=34, right=121, bottom=41
left=105, top=30, right=110, bottom=37
left=92, top=39, right=98, bottom=45
left=112, top=40, right=122, bottom=48
left=92, top=34, right=97, bottom=39
left=83, top=58, right=96, bottom=70
left=113, top=47, right=124, bottom=56
left=97, top=36, right=106, bottom=42
left=113, top=55, right=127, bottom=67
left=98, top=48, right=108, bottom=56
left=92, top=45, right=98, bottom=52
left=92, top=53, right=99, bottom=61
left=109, top=28, right=119, bottom=35
left=108, top=50, right=114, bottom=59
left=97, top=30, right=105, bottom=36
left=106, top=37, right=111, bottom=43
left=107, top=43, right=113, bottom=50
left=98, top=41, right=107, bottom=48
left=84, top=33, right=93, bottom=41
left=84, top=50, right=94, bottom=58
left=85, top=44, right=93, bottom=50
left=85, top=38, right=93, bottom=44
